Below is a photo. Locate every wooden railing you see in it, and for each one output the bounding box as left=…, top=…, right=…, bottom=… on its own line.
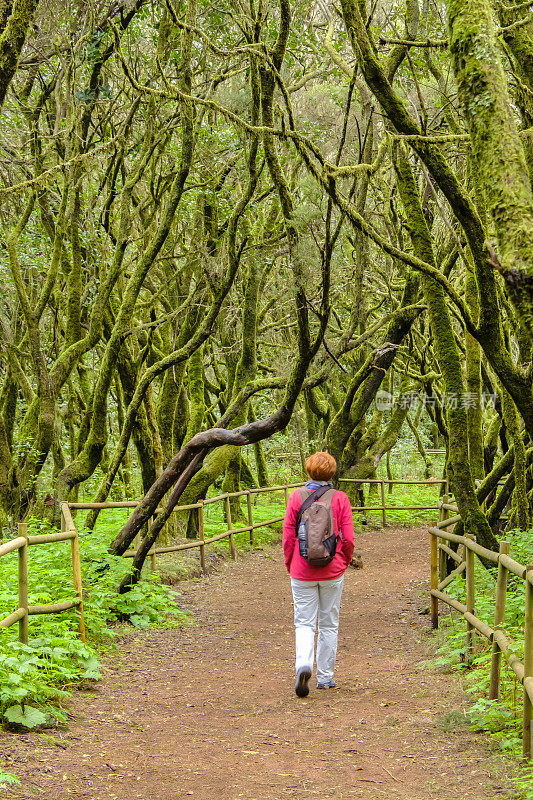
left=0, top=504, right=85, bottom=644
left=339, top=477, right=447, bottom=527
left=69, top=484, right=307, bottom=573
left=67, top=478, right=445, bottom=573
left=1, top=478, right=445, bottom=646
left=430, top=502, right=533, bottom=760
left=1, top=480, right=448, bottom=690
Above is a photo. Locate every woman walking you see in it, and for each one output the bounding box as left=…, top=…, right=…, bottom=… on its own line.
left=283, top=452, right=354, bottom=697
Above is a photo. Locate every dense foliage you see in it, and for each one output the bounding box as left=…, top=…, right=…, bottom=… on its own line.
left=1, top=0, right=532, bottom=579
left=0, top=515, right=185, bottom=729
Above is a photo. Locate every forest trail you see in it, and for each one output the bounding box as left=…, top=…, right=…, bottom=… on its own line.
left=2, top=528, right=513, bottom=800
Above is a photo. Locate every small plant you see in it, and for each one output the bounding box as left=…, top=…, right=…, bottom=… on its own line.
left=435, top=709, right=471, bottom=732
left=0, top=768, right=20, bottom=790
left=514, top=764, right=533, bottom=800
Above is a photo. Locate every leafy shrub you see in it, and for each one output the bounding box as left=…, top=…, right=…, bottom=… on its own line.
left=432, top=527, right=533, bottom=796
left=0, top=517, right=187, bottom=728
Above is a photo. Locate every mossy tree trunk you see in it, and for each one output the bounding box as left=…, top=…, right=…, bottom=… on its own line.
left=0, top=0, right=39, bottom=108
left=447, top=0, right=533, bottom=338
left=343, top=378, right=411, bottom=489
left=406, top=412, right=433, bottom=479
left=248, top=401, right=269, bottom=487
left=177, top=55, right=263, bottom=529
left=324, top=270, right=420, bottom=476
left=392, top=141, right=498, bottom=552
left=339, top=0, right=533, bottom=439
left=56, top=0, right=198, bottom=506
left=501, top=386, right=530, bottom=530
left=465, top=262, right=484, bottom=481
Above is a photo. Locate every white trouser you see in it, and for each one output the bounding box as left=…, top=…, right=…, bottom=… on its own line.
left=290, top=575, right=344, bottom=684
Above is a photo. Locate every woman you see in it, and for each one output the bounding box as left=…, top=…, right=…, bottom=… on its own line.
left=283, top=451, right=354, bottom=697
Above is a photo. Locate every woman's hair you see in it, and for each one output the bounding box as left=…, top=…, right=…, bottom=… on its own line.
left=305, top=451, right=337, bottom=481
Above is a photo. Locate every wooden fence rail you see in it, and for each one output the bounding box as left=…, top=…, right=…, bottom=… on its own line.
left=339, top=477, right=447, bottom=527
left=430, top=501, right=533, bottom=760
left=70, top=484, right=309, bottom=572
left=65, top=478, right=446, bottom=574
left=0, top=506, right=85, bottom=644
left=1, top=478, right=445, bottom=650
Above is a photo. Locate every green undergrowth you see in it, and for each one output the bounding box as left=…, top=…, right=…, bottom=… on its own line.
left=134, top=497, right=286, bottom=580
left=0, top=497, right=286, bottom=735
left=427, top=528, right=533, bottom=798
left=0, top=516, right=187, bottom=733
left=204, top=493, right=286, bottom=550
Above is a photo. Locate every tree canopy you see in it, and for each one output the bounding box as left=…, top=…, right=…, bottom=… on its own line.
left=2, top=0, right=533, bottom=582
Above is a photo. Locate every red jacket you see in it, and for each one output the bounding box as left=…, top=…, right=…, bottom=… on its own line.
left=282, top=487, right=355, bottom=580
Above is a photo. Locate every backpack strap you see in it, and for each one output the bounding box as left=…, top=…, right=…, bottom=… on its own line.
left=294, top=485, right=333, bottom=537
left=319, top=488, right=336, bottom=504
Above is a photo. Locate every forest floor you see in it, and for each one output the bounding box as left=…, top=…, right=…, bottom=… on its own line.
left=1, top=527, right=517, bottom=800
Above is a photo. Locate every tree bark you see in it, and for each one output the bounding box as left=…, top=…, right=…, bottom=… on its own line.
left=0, top=0, right=38, bottom=108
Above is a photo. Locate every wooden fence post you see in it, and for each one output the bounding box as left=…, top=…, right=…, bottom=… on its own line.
left=70, top=528, right=86, bottom=643
left=198, top=501, right=206, bottom=575
left=430, top=531, right=438, bottom=629
left=149, top=517, right=156, bottom=571
left=246, top=490, right=254, bottom=546
left=225, top=496, right=236, bottom=559
left=465, top=535, right=475, bottom=660
left=438, top=492, right=449, bottom=581
left=380, top=480, right=386, bottom=528
left=18, top=523, right=28, bottom=645
left=523, top=566, right=533, bottom=761
left=438, top=541, right=447, bottom=583
left=489, top=540, right=510, bottom=700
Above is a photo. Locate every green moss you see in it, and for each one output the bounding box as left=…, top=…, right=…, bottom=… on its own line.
left=448, top=0, right=533, bottom=339
left=393, top=141, right=498, bottom=552
left=184, top=346, right=205, bottom=443
left=248, top=402, right=269, bottom=486
left=0, top=0, right=39, bottom=107
left=501, top=387, right=530, bottom=530
left=465, top=260, right=484, bottom=479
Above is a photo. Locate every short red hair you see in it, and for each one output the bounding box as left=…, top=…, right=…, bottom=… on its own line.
left=305, top=451, right=336, bottom=481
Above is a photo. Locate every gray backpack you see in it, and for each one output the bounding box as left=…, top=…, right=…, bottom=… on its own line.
left=295, top=486, right=338, bottom=566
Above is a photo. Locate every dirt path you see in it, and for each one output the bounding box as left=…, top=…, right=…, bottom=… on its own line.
left=2, top=528, right=514, bottom=799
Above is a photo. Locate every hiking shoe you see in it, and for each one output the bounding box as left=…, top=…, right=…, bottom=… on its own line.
left=317, top=679, right=336, bottom=689
left=295, top=666, right=312, bottom=697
